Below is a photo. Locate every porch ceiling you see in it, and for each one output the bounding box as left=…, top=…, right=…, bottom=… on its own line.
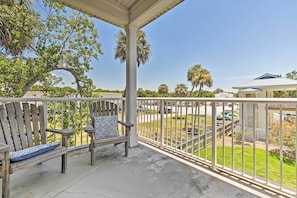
left=53, top=0, right=184, bottom=28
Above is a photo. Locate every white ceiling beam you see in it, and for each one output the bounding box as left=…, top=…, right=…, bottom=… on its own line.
left=54, top=0, right=129, bottom=28
left=54, top=0, right=184, bottom=28
left=130, top=0, right=184, bottom=28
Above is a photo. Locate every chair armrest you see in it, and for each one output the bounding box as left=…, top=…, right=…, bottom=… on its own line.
left=46, top=128, right=75, bottom=136
left=0, top=143, right=10, bottom=153
left=84, top=124, right=95, bottom=133
left=118, top=120, right=134, bottom=128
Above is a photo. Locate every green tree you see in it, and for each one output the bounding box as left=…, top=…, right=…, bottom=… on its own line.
left=286, top=70, right=297, bottom=80
left=269, top=119, right=296, bottom=151
left=115, top=30, right=151, bottom=67
left=284, top=70, right=297, bottom=97
left=187, top=64, right=213, bottom=97
left=174, top=83, right=188, bottom=97
left=0, top=0, right=38, bottom=55
left=137, top=88, right=146, bottom=97
left=0, top=0, right=103, bottom=97
left=158, top=84, right=169, bottom=97
left=213, top=88, right=224, bottom=94
left=144, top=89, right=158, bottom=97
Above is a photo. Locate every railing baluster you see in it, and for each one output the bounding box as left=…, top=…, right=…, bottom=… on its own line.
left=204, top=102, right=207, bottom=161
left=222, top=103, right=226, bottom=167
left=179, top=101, right=182, bottom=152
left=191, top=101, right=194, bottom=156
left=240, top=102, right=244, bottom=173
left=253, top=103, right=256, bottom=179
left=160, top=100, right=164, bottom=146
left=295, top=105, right=297, bottom=196
left=197, top=101, right=200, bottom=158
left=211, top=102, right=217, bottom=169
left=185, top=101, right=188, bottom=153
left=280, top=104, right=283, bottom=190
left=265, top=104, right=269, bottom=184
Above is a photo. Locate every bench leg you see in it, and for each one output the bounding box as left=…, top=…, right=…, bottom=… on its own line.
left=90, top=144, right=94, bottom=166
left=62, top=153, right=67, bottom=173
left=2, top=151, right=10, bottom=198
left=125, top=141, right=128, bottom=157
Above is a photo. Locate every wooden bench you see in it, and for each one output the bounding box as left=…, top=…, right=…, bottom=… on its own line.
left=0, top=102, right=75, bottom=198
left=85, top=101, right=133, bottom=165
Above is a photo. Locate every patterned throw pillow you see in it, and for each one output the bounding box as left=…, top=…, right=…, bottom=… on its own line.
left=10, top=142, right=59, bottom=162
left=94, top=115, right=119, bottom=139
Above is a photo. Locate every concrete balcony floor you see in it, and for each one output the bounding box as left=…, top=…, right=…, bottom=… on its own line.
left=3, top=143, right=275, bottom=198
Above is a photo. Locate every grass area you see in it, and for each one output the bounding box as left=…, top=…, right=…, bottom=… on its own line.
left=197, top=146, right=296, bottom=189
left=137, top=113, right=296, bottom=189
left=137, top=114, right=212, bottom=136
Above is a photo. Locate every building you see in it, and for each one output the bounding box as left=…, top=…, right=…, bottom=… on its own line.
left=233, top=73, right=297, bottom=139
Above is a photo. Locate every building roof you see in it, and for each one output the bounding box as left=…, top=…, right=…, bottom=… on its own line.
left=237, top=88, right=262, bottom=93
left=233, top=73, right=297, bottom=90
left=53, top=0, right=184, bottom=29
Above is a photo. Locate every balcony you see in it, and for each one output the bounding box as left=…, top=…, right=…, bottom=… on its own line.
left=3, top=142, right=273, bottom=198
left=0, top=97, right=296, bottom=197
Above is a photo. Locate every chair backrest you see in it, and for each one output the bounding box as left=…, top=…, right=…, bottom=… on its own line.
left=0, top=102, right=46, bottom=152
left=89, top=101, right=118, bottom=118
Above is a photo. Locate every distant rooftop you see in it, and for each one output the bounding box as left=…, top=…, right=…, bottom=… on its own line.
left=233, top=73, right=297, bottom=90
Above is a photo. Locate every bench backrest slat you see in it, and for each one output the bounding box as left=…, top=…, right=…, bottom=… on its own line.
left=14, top=103, right=27, bottom=149
left=38, top=105, right=46, bottom=144
left=0, top=105, right=14, bottom=151
left=5, top=103, right=21, bottom=151
left=23, top=103, right=33, bottom=147
left=31, top=104, right=40, bottom=146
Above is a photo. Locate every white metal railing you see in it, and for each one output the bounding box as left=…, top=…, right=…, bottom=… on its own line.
left=136, top=97, right=297, bottom=197
left=0, top=97, right=296, bottom=196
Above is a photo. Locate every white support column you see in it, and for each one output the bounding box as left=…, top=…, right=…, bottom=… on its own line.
left=125, top=24, right=138, bottom=147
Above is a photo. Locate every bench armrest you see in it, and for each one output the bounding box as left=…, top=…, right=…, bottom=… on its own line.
left=46, top=129, right=75, bottom=147
left=46, top=128, right=75, bottom=136
left=0, top=143, right=10, bottom=153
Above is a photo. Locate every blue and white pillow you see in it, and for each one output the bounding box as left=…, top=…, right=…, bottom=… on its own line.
left=10, top=142, right=59, bottom=162
left=94, top=115, right=119, bottom=139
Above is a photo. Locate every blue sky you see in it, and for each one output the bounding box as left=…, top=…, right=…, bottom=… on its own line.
left=59, top=0, right=297, bottom=93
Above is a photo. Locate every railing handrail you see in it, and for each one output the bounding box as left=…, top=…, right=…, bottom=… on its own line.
left=1, top=97, right=297, bottom=103
left=0, top=97, right=125, bottom=103
left=137, top=97, right=297, bottom=103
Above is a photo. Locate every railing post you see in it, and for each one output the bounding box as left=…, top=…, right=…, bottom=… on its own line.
left=160, top=100, right=164, bottom=146
left=211, top=102, right=217, bottom=170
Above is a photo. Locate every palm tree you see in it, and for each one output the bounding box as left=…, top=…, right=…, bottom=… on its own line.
left=114, top=30, right=151, bottom=96
left=115, top=30, right=151, bottom=67
left=174, top=83, right=188, bottom=97
left=158, top=83, right=169, bottom=97
left=187, top=64, right=213, bottom=97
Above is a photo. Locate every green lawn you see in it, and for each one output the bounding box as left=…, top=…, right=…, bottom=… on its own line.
left=198, top=146, right=296, bottom=189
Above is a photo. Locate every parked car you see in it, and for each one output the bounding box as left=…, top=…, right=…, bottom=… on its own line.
left=216, top=113, right=232, bottom=120
left=217, top=112, right=238, bottom=120
left=224, top=111, right=239, bottom=119
left=137, top=105, right=148, bottom=112
left=159, top=107, right=172, bottom=114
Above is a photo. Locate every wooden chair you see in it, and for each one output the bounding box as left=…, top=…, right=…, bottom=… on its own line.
left=84, top=101, right=133, bottom=165
left=0, top=102, right=75, bottom=198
